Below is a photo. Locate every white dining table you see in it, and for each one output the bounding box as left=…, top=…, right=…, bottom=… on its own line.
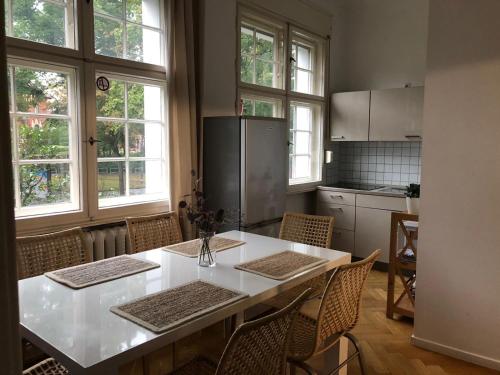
left=18, top=230, right=351, bottom=375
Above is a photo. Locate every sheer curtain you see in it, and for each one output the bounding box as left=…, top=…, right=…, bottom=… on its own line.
left=167, top=0, right=201, bottom=239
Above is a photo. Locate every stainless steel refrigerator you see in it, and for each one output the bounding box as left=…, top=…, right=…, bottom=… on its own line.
left=203, top=116, right=288, bottom=237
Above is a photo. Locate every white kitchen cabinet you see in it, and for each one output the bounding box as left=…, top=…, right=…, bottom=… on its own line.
left=317, top=203, right=355, bottom=231
left=354, top=207, right=392, bottom=263
left=330, top=91, right=370, bottom=141
left=369, top=86, right=424, bottom=141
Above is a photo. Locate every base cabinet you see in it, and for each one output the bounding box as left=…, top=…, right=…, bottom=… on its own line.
left=317, top=189, right=406, bottom=263
left=354, top=207, right=392, bottom=263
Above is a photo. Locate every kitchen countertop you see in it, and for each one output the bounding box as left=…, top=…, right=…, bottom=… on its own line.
left=317, top=184, right=407, bottom=198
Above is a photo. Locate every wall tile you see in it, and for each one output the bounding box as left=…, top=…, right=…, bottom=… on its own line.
left=324, top=141, right=422, bottom=187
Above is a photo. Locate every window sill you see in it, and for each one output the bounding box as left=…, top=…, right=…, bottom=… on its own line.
left=287, top=180, right=323, bottom=194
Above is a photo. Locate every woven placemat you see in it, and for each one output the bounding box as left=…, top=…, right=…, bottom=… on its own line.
left=110, top=280, right=248, bottom=333
left=163, top=237, right=245, bottom=258
left=234, top=250, right=328, bottom=280
left=45, top=255, right=160, bottom=289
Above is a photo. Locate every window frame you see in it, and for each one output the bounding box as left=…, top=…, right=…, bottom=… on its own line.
left=240, top=90, right=284, bottom=118
left=5, top=0, right=170, bottom=234
left=237, top=5, right=328, bottom=191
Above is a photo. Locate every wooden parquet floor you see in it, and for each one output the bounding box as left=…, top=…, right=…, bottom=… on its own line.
left=344, top=270, right=499, bottom=375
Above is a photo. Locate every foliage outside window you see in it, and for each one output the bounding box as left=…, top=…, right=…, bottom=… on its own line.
left=240, top=19, right=284, bottom=89
left=4, top=0, right=77, bottom=48
left=94, top=0, right=163, bottom=65
left=7, top=63, right=79, bottom=216
left=241, top=94, right=282, bottom=118
left=96, top=76, right=167, bottom=207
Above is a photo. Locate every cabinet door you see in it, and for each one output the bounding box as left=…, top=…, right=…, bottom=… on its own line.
left=330, top=91, right=370, bottom=141
left=369, top=87, right=424, bottom=141
left=354, top=207, right=392, bottom=263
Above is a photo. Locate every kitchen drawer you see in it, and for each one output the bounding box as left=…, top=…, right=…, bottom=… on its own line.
left=356, top=194, right=406, bottom=211
left=317, top=203, right=355, bottom=231
left=317, top=190, right=356, bottom=206
left=332, top=228, right=354, bottom=253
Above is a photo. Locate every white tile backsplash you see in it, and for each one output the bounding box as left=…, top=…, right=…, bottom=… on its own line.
left=325, top=141, right=421, bottom=186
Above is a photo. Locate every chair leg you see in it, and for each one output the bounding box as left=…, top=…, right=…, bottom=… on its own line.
left=344, top=333, right=367, bottom=375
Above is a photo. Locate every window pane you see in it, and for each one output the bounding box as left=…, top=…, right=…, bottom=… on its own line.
left=293, top=156, right=310, bottom=179
left=127, top=83, right=162, bottom=120
left=127, top=0, right=160, bottom=28
left=240, top=26, right=253, bottom=55
left=19, top=163, right=71, bottom=207
left=295, top=132, right=310, bottom=154
left=240, top=55, right=254, bottom=84
left=296, top=106, right=311, bottom=130
left=94, top=15, right=124, bottom=59
left=8, top=0, right=74, bottom=48
left=98, top=161, right=126, bottom=200
left=17, top=117, right=69, bottom=159
left=295, top=69, right=312, bottom=94
left=256, top=31, right=273, bottom=60
left=255, top=59, right=273, bottom=87
left=94, top=0, right=163, bottom=65
left=242, top=98, right=253, bottom=116
left=254, top=100, right=274, bottom=117
left=15, top=67, right=68, bottom=115
left=126, top=24, right=162, bottom=65
left=96, top=79, right=125, bottom=118
left=97, top=122, right=125, bottom=157
left=297, top=46, right=311, bottom=70
left=94, top=0, right=123, bottom=18
left=129, top=123, right=162, bottom=158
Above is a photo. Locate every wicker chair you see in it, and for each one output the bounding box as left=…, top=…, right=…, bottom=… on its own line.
left=126, top=212, right=183, bottom=253
left=287, top=249, right=381, bottom=375
left=171, top=289, right=313, bottom=375
left=16, top=227, right=90, bottom=280
left=22, top=358, right=68, bottom=375
left=265, top=212, right=335, bottom=309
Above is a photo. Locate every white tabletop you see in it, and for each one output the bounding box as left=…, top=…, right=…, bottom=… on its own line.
left=19, top=231, right=351, bottom=374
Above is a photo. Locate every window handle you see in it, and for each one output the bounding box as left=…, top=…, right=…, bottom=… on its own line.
left=84, top=136, right=102, bottom=146
left=289, top=56, right=296, bottom=63
left=287, top=141, right=294, bottom=147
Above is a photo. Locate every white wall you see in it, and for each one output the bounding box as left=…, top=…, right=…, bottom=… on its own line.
left=413, top=0, right=500, bottom=370
left=329, top=0, right=428, bottom=92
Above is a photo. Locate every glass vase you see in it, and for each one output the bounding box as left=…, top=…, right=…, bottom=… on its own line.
left=198, top=231, right=216, bottom=267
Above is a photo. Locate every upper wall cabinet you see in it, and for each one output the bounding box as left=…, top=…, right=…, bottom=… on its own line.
left=330, top=90, right=370, bottom=141
left=369, top=87, right=424, bottom=141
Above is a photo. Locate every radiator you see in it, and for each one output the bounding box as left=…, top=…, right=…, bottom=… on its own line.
left=83, top=225, right=130, bottom=261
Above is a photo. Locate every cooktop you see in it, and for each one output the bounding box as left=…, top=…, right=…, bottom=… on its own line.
left=326, top=182, right=384, bottom=191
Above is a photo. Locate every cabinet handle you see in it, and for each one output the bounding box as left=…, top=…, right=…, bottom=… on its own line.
left=332, top=135, right=345, bottom=140
left=405, top=135, right=422, bottom=140
left=330, top=194, right=343, bottom=199
left=330, top=207, right=344, bottom=213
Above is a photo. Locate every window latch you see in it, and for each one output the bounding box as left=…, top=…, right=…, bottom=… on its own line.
left=289, top=56, right=296, bottom=63
left=84, top=136, right=102, bottom=146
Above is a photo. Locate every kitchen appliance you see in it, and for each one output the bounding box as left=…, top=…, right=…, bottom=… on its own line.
left=203, top=116, right=288, bottom=237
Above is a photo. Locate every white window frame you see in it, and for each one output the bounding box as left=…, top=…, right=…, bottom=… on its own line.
left=5, top=1, right=170, bottom=234
left=237, top=5, right=328, bottom=191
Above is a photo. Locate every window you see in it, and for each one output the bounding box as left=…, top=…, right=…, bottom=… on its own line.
left=289, top=102, right=323, bottom=184
left=94, top=0, right=164, bottom=65
left=290, top=29, right=325, bottom=97
left=4, top=0, right=77, bottom=49
left=238, top=8, right=327, bottom=187
left=4, top=0, right=168, bottom=229
left=96, top=76, right=167, bottom=207
left=241, top=93, right=282, bottom=117
left=240, top=17, right=284, bottom=89
left=8, top=62, right=79, bottom=217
